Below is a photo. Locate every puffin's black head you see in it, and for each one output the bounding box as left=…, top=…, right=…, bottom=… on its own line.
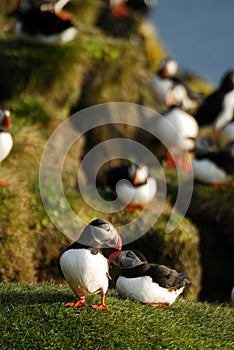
left=219, top=70, right=234, bottom=92
left=78, top=218, right=122, bottom=250
left=109, top=249, right=147, bottom=268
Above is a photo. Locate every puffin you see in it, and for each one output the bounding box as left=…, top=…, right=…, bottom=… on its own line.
left=194, top=70, right=234, bottom=133
left=59, top=218, right=122, bottom=310
left=104, top=162, right=157, bottom=210
left=155, top=107, right=199, bottom=171
left=0, top=109, right=13, bottom=186
left=192, top=142, right=234, bottom=186
left=12, top=0, right=77, bottom=44
left=109, top=249, right=190, bottom=306
left=151, top=58, right=202, bottom=112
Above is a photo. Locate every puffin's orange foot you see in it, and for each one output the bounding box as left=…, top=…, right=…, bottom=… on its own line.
left=139, top=203, right=149, bottom=210
left=212, top=183, right=233, bottom=188
left=147, top=302, right=169, bottom=307
left=125, top=204, right=138, bottom=212
left=91, top=304, right=108, bottom=310
left=0, top=180, right=8, bottom=186
left=66, top=299, right=86, bottom=307
left=126, top=203, right=148, bottom=212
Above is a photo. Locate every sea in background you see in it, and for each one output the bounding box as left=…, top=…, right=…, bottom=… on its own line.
left=148, top=0, right=234, bottom=86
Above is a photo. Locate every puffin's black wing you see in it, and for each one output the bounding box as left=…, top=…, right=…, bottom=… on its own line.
left=196, top=144, right=234, bottom=175
left=194, top=90, right=225, bottom=126
left=105, top=164, right=129, bottom=189
left=21, top=8, right=74, bottom=35
left=147, top=264, right=189, bottom=289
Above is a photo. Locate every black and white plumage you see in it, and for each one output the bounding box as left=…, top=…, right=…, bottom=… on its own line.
left=0, top=109, right=13, bottom=186
left=13, top=0, right=77, bottom=44
left=151, top=58, right=202, bottom=111
left=109, top=249, right=190, bottom=306
left=192, top=142, right=234, bottom=185
left=59, top=219, right=122, bottom=309
left=104, top=162, right=156, bottom=209
left=195, top=70, right=234, bottom=132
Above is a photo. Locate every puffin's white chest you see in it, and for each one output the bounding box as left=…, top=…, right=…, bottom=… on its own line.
left=60, top=249, right=109, bottom=297
left=116, top=177, right=157, bottom=205
left=116, top=276, right=184, bottom=305
left=0, top=132, right=13, bottom=162
left=192, top=158, right=230, bottom=184
left=151, top=75, right=173, bottom=103
left=156, top=108, right=198, bottom=151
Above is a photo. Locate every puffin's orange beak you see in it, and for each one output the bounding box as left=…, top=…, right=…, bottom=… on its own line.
left=108, top=251, right=122, bottom=265
left=115, top=234, right=122, bottom=251
left=3, top=111, right=11, bottom=129
left=110, top=4, right=129, bottom=18
left=133, top=168, right=141, bottom=185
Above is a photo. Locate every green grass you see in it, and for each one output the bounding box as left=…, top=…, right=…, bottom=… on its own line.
left=0, top=283, right=233, bottom=350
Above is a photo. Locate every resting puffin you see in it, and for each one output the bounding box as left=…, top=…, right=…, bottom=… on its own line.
left=109, top=249, right=190, bottom=306
left=59, top=219, right=122, bottom=310
left=13, top=0, right=77, bottom=44
left=194, top=70, right=234, bottom=133
left=151, top=58, right=202, bottom=112
left=192, top=142, right=234, bottom=186
left=0, top=109, right=13, bottom=186
left=104, top=162, right=157, bottom=210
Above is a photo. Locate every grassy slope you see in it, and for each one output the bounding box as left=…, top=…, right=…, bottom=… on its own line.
left=0, top=283, right=233, bottom=350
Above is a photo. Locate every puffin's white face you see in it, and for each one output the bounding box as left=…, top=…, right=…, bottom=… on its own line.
left=128, top=164, right=148, bottom=185
left=164, top=60, right=178, bottom=76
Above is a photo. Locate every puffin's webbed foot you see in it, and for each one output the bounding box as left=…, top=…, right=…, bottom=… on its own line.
left=66, top=298, right=86, bottom=307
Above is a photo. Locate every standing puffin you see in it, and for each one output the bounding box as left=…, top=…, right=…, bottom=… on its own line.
left=151, top=58, right=202, bottom=112
left=59, top=219, right=122, bottom=310
left=192, top=142, right=234, bottom=186
left=13, top=0, right=77, bottom=44
left=194, top=70, right=234, bottom=133
left=104, top=162, right=157, bottom=210
left=154, top=107, right=199, bottom=171
left=109, top=249, right=190, bottom=306
left=0, top=109, right=13, bottom=186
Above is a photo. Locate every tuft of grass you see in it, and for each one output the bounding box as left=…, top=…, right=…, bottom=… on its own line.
left=0, top=283, right=233, bottom=350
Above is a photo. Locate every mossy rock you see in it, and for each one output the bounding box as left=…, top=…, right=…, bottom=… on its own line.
left=187, top=185, right=234, bottom=302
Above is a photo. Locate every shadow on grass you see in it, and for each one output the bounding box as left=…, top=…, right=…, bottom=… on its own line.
left=0, top=289, right=72, bottom=306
